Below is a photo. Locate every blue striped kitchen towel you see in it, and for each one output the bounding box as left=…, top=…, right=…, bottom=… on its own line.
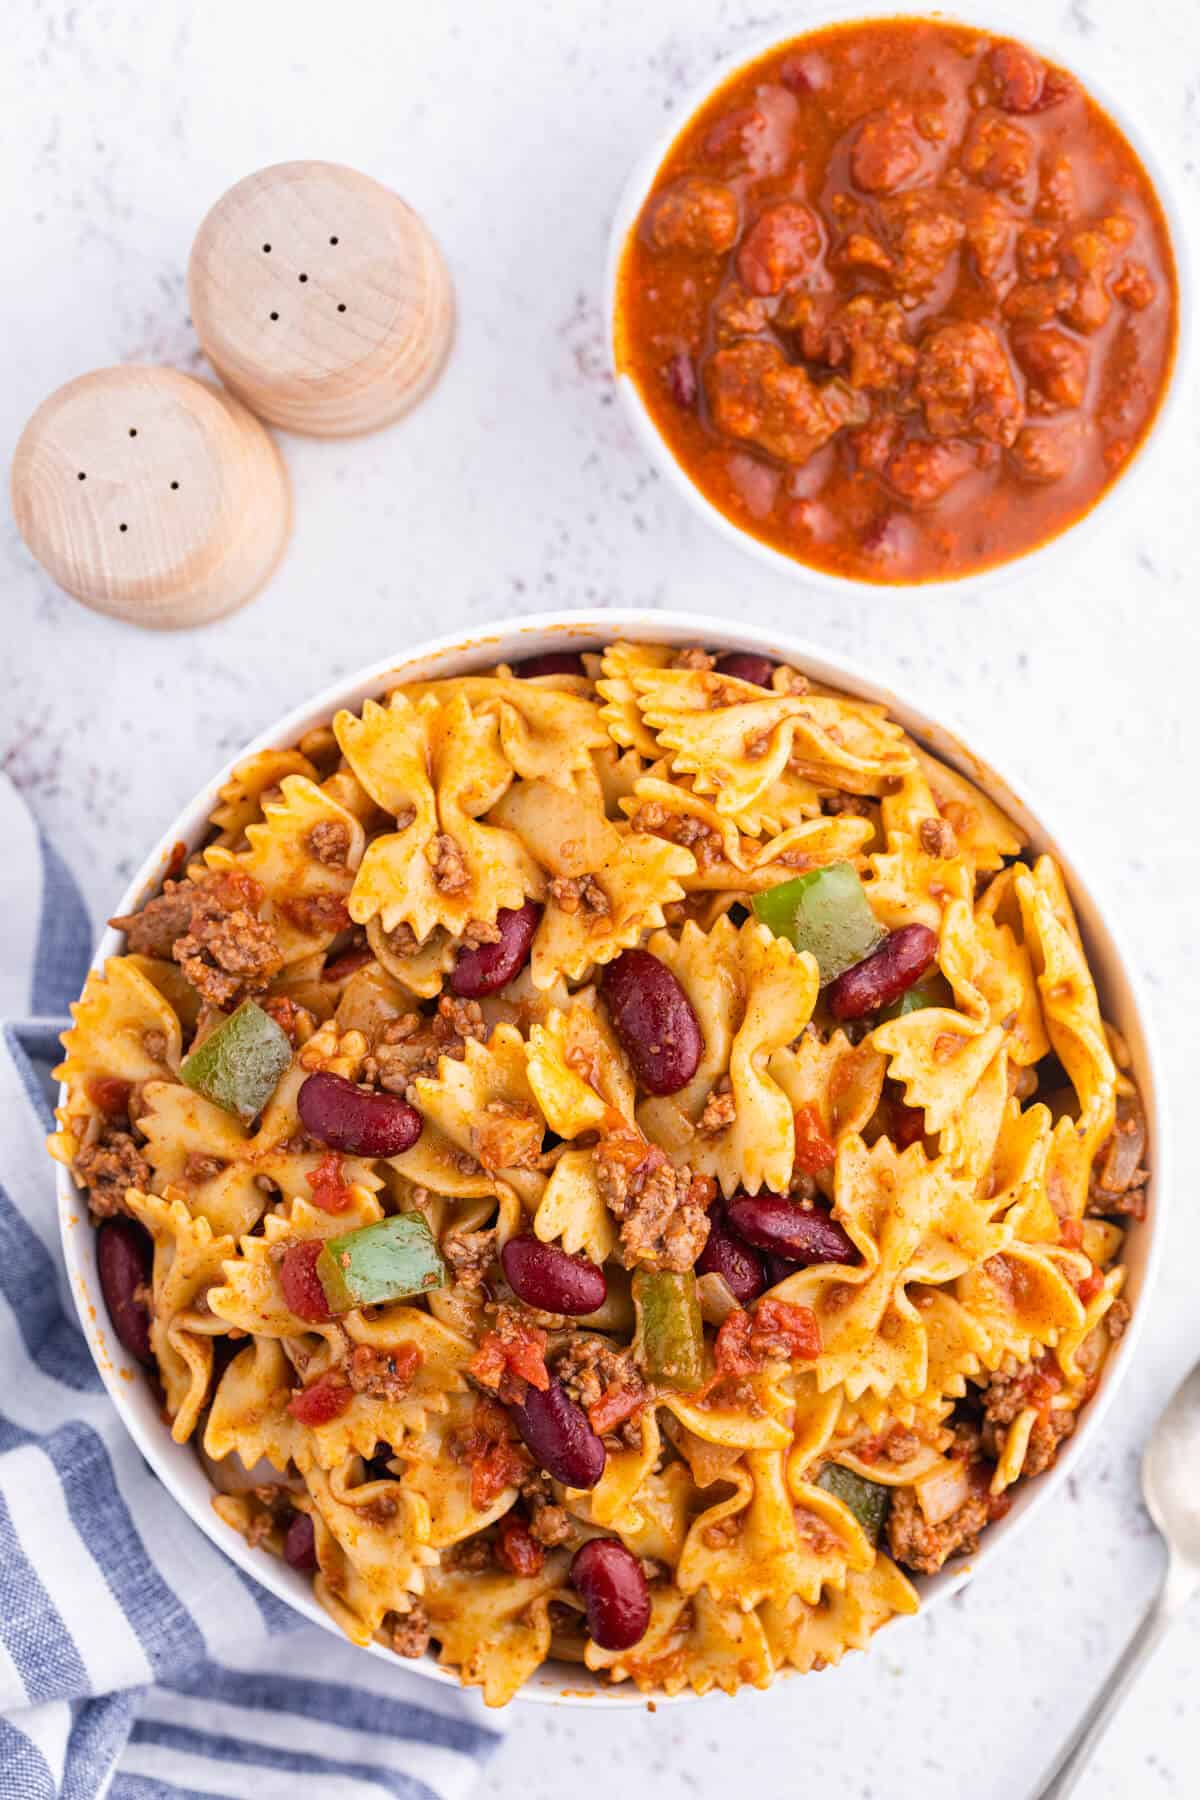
left=0, top=773, right=504, bottom=1800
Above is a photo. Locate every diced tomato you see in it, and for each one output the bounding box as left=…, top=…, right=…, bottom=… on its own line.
left=306, top=1150, right=354, bottom=1214
left=753, top=1296, right=822, bottom=1361
left=688, top=1172, right=720, bottom=1210
left=1075, top=1267, right=1105, bottom=1305
left=1058, top=1217, right=1084, bottom=1249
left=588, top=1381, right=647, bottom=1438
left=793, top=1105, right=837, bottom=1176
left=210, top=867, right=265, bottom=911
left=714, top=1296, right=822, bottom=1379
left=1026, top=1355, right=1063, bottom=1412
left=88, top=1076, right=134, bottom=1118
left=456, top=1401, right=530, bottom=1509
left=281, top=893, right=351, bottom=936
left=852, top=1434, right=886, bottom=1465
left=288, top=1371, right=352, bottom=1426
left=495, top=1513, right=546, bottom=1577
left=469, top=1313, right=550, bottom=1397
left=713, top=1310, right=757, bottom=1378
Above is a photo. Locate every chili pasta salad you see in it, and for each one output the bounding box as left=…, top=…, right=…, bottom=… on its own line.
left=51, top=641, right=1147, bottom=1703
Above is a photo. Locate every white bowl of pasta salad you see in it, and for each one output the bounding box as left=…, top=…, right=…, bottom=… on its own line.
left=51, top=611, right=1164, bottom=1707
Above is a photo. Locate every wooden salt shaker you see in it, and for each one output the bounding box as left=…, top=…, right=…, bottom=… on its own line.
left=187, top=161, right=455, bottom=437
left=10, top=365, right=291, bottom=629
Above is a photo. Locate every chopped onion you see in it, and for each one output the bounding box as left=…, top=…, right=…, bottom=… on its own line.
left=696, top=1271, right=741, bottom=1326
left=914, top=1457, right=971, bottom=1525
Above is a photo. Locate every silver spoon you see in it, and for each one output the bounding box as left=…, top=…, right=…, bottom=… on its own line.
left=1034, top=1358, right=1200, bottom=1798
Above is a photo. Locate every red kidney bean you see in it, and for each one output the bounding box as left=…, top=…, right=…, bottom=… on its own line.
left=665, top=350, right=697, bottom=409
left=298, top=1070, right=422, bottom=1156
left=96, top=1217, right=154, bottom=1364
left=696, top=1206, right=766, bottom=1303
left=725, top=1194, right=858, bottom=1266
left=827, top=923, right=938, bottom=1021
left=512, top=651, right=587, bottom=678
left=501, top=1234, right=608, bottom=1315
left=280, top=1239, right=333, bottom=1322
left=599, top=949, right=702, bottom=1096
left=714, top=651, right=775, bottom=688
left=570, top=1538, right=651, bottom=1651
left=764, top=1252, right=801, bottom=1288
left=283, top=1511, right=318, bottom=1572
left=509, top=1379, right=606, bottom=1489
left=450, top=900, right=542, bottom=998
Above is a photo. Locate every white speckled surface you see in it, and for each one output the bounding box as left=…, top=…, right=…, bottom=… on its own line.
left=3, top=1, right=1199, bottom=1794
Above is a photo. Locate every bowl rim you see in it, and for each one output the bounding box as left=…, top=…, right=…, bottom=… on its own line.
left=603, top=2, right=1194, bottom=600
left=56, top=606, right=1169, bottom=1706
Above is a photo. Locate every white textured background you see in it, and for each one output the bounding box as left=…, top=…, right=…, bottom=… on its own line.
left=3, top=1, right=1198, bottom=1795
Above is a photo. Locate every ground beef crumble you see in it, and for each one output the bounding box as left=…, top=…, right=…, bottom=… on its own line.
left=472, top=1100, right=543, bottom=1172
left=519, top=1469, right=572, bottom=1546
left=128, top=869, right=284, bottom=1008
left=593, top=1135, right=712, bottom=1272
left=366, top=995, right=487, bottom=1090
left=346, top=1342, right=421, bottom=1401
left=428, top=833, right=469, bottom=894
left=630, top=801, right=724, bottom=869
left=380, top=920, right=422, bottom=960
left=443, top=1227, right=498, bottom=1290
left=1086, top=1095, right=1149, bottom=1219
left=1106, top=1297, right=1131, bottom=1340
left=886, top=1482, right=992, bottom=1575
left=461, top=917, right=502, bottom=950
left=110, top=880, right=196, bottom=959
left=183, top=1151, right=227, bottom=1183
left=306, top=820, right=352, bottom=866
left=698, top=1078, right=736, bottom=1136
left=918, top=815, right=958, bottom=858
left=553, top=1335, right=647, bottom=1449
left=548, top=874, right=611, bottom=919
left=73, top=1125, right=151, bottom=1218
left=388, top=1603, right=432, bottom=1660
left=979, top=1358, right=1075, bottom=1477
left=445, top=1535, right=494, bottom=1572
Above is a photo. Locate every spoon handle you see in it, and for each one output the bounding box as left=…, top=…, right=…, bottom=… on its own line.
left=1033, top=1556, right=1193, bottom=1799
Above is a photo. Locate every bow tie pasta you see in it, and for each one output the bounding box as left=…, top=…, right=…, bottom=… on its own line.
left=52, top=639, right=1147, bottom=1705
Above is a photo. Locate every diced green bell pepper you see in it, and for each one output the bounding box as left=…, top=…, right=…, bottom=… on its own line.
left=816, top=1462, right=890, bottom=1544
left=879, top=972, right=954, bottom=1021
left=179, top=999, right=292, bottom=1123
left=316, top=1213, right=447, bottom=1313
left=752, top=863, right=884, bottom=986
left=632, top=1269, right=705, bottom=1390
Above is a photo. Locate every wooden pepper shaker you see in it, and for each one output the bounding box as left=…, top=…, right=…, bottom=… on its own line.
left=187, top=160, right=455, bottom=437
left=10, top=365, right=291, bottom=629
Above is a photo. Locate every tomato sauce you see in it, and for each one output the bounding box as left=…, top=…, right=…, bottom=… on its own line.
left=614, top=19, right=1178, bottom=584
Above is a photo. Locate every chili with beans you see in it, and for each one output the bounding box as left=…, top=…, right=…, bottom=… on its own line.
left=615, top=19, right=1177, bottom=584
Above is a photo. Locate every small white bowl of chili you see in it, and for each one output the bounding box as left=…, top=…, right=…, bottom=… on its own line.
left=55, top=610, right=1166, bottom=1705
left=607, top=9, right=1189, bottom=594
